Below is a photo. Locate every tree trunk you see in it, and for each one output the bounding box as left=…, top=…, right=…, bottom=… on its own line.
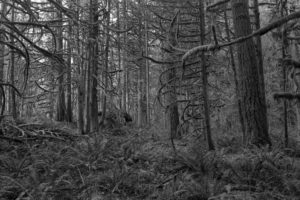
left=9, top=21, right=17, bottom=119
left=55, top=0, right=66, bottom=121
left=166, top=13, right=181, bottom=139
left=224, top=7, right=245, bottom=143
left=87, top=0, right=99, bottom=132
left=253, top=0, right=266, bottom=97
left=122, top=0, right=128, bottom=112
left=137, top=0, right=147, bottom=127
left=10, top=3, right=17, bottom=119
left=66, top=1, right=73, bottom=122
left=145, top=1, right=150, bottom=124
left=85, top=50, right=90, bottom=132
left=199, top=1, right=214, bottom=150
left=231, top=0, right=271, bottom=146
left=253, top=0, right=269, bottom=142
left=280, top=0, right=289, bottom=147
left=116, top=0, right=122, bottom=110
left=0, top=3, right=7, bottom=115
left=75, top=0, right=84, bottom=134
left=290, top=34, right=300, bottom=142
left=100, top=0, right=111, bottom=126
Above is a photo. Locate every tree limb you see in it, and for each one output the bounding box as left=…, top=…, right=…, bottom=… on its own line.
left=182, top=11, right=300, bottom=62
left=273, top=93, right=300, bottom=100
left=207, top=0, right=230, bottom=12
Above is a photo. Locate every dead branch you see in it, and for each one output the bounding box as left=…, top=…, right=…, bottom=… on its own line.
left=182, top=11, right=300, bottom=62
left=273, top=93, right=300, bottom=100
left=207, top=0, right=230, bottom=12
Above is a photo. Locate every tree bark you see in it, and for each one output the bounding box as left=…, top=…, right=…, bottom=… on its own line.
left=224, top=8, right=245, bottom=144
left=75, top=0, right=84, bottom=134
left=9, top=9, right=17, bottom=119
left=88, top=0, right=99, bottom=132
left=280, top=0, right=288, bottom=147
left=199, top=1, right=214, bottom=150
left=231, top=0, right=271, bottom=146
left=145, top=1, right=150, bottom=124
left=253, top=0, right=266, bottom=97
left=137, top=0, right=147, bottom=127
left=166, top=13, right=181, bottom=139
left=122, top=0, right=128, bottom=113
left=55, top=0, right=67, bottom=122
left=100, top=0, right=111, bottom=126
left=0, top=3, right=6, bottom=114
left=66, top=1, right=73, bottom=122
left=290, top=31, right=300, bottom=145
left=116, top=0, right=122, bottom=110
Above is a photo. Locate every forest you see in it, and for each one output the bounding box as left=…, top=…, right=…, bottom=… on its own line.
left=0, top=0, right=300, bottom=199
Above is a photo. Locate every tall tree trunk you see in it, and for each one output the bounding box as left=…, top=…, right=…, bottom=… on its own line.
left=145, top=0, right=150, bottom=124
left=137, top=0, right=147, bottom=127
left=290, top=32, right=300, bottom=143
left=116, top=0, right=122, bottom=110
left=166, top=13, right=181, bottom=139
left=253, top=0, right=266, bottom=97
left=85, top=49, right=90, bottom=132
left=231, top=0, right=271, bottom=146
left=253, top=0, right=269, bottom=141
left=88, top=0, right=99, bottom=132
left=224, top=7, right=246, bottom=143
left=9, top=9, right=17, bottom=119
left=55, top=0, right=66, bottom=121
left=76, top=0, right=84, bottom=134
left=0, top=3, right=7, bottom=115
left=122, top=0, right=128, bottom=112
left=280, top=0, right=289, bottom=147
left=66, top=1, right=73, bottom=122
left=199, top=1, right=214, bottom=150
left=100, top=0, right=111, bottom=126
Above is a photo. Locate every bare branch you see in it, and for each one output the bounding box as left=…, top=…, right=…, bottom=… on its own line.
left=207, top=0, right=230, bottom=12
left=273, top=93, right=300, bottom=100
left=182, top=11, right=300, bottom=62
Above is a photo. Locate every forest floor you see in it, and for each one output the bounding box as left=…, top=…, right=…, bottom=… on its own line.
left=0, top=118, right=300, bottom=200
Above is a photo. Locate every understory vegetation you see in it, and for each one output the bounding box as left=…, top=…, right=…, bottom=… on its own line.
left=0, top=118, right=299, bottom=200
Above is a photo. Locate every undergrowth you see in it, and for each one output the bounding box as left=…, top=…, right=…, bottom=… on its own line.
left=0, top=121, right=299, bottom=200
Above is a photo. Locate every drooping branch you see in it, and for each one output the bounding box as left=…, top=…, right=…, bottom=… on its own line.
left=207, top=0, right=230, bottom=12
left=35, top=81, right=56, bottom=93
left=0, top=29, right=31, bottom=92
left=142, top=54, right=180, bottom=65
left=102, top=24, right=133, bottom=33
left=0, top=82, right=22, bottom=97
left=273, top=93, right=300, bottom=100
left=182, top=11, right=300, bottom=62
left=6, top=23, right=64, bottom=66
